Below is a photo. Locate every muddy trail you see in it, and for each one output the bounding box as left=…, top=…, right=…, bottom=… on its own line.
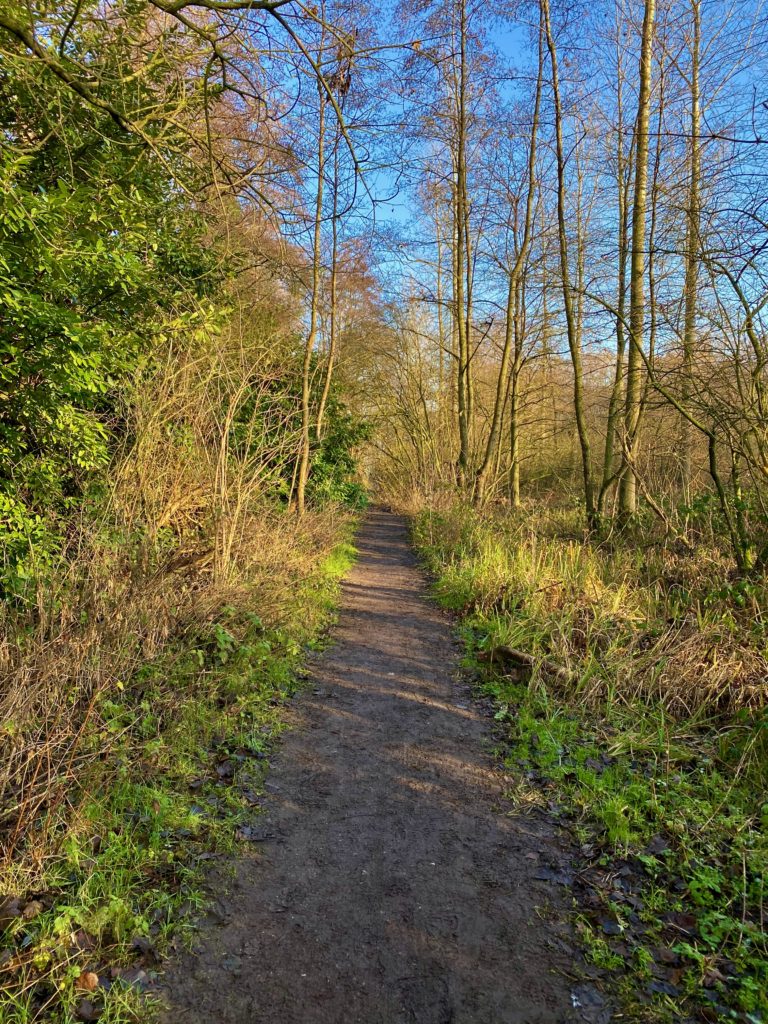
left=161, top=510, right=609, bottom=1024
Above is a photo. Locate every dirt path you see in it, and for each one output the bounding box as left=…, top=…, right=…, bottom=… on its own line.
left=161, top=510, right=609, bottom=1024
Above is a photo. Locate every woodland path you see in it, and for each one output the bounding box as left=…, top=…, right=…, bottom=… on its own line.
left=161, top=509, right=609, bottom=1024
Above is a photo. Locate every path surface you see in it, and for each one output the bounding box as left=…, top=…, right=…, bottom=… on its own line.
left=161, top=510, right=607, bottom=1024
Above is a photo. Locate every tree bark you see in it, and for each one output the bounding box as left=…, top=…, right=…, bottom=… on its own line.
left=454, top=0, right=471, bottom=484
left=599, top=10, right=632, bottom=516
left=475, top=7, right=542, bottom=503
left=542, top=0, right=597, bottom=528
left=618, top=0, right=656, bottom=519
left=680, top=0, right=701, bottom=502
left=296, top=84, right=326, bottom=516
left=315, top=129, right=340, bottom=442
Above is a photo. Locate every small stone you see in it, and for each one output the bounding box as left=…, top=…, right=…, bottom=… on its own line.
left=75, top=998, right=101, bottom=1022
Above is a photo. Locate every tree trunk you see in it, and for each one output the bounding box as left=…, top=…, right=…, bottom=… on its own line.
left=296, top=85, right=326, bottom=517
left=681, top=0, right=701, bottom=502
left=509, top=277, right=526, bottom=506
left=599, top=14, right=632, bottom=515
left=542, top=0, right=597, bottom=528
left=618, top=0, right=656, bottom=519
left=315, top=131, right=340, bottom=442
left=454, top=0, right=471, bottom=484
left=475, top=7, right=542, bottom=503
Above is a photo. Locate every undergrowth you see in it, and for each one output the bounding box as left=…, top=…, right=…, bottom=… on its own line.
left=0, top=514, right=356, bottom=1023
left=412, top=502, right=767, bottom=1024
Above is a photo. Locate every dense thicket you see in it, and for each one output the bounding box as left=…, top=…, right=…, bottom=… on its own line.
left=0, top=0, right=374, bottom=593
left=0, top=5, right=372, bottom=1013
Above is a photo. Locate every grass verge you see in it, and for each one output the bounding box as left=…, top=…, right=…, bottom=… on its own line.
left=0, top=519, right=356, bottom=1023
left=412, top=502, right=767, bottom=1024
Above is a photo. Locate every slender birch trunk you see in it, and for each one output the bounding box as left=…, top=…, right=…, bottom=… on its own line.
left=435, top=211, right=446, bottom=392
left=618, top=0, right=656, bottom=518
left=315, top=130, right=340, bottom=441
left=296, top=83, right=326, bottom=516
left=453, top=0, right=471, bottom=484
left=509, top=276, right=526, bottom=505
left=542, top=0, right=597, bottom=528
left=599, top=11, right=632, bottom=514
left=475, top=7, right=543, bottom=502
left=681, top=0, right=701, bottom=501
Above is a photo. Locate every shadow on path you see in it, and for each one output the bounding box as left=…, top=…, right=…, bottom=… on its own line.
left=161, top=510, right=609, bottom=1024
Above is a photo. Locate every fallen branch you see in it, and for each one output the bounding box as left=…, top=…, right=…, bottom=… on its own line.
left=482, top=645, right=573, bottom=685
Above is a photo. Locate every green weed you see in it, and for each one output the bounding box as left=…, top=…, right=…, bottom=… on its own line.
left=412, top=502, right=768, bottom=1023
left=0, top=529, right=356, bottom=1023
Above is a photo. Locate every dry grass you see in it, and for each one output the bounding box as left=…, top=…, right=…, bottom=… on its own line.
left=0, top=505, right=347, bottom=891
left=413, top=501, right=768, bottom=717
left=1, top=539, right=176, bottom=876
left=0, top=324, right=348, bottom=896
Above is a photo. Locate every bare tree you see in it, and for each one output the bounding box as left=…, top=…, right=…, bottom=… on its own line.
left=542, top=0, right=597, bottom=527
left=475, top=8, right=543, bottom=503
left=618, top=0, right=656, bottom=519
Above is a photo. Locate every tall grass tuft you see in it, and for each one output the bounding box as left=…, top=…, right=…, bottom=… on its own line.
left=414, top=502, right=768, bottom=717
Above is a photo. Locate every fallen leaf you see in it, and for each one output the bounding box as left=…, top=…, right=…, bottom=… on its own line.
left=570, top=983, right=610, bottom=1023
left=534, top=867, right=574, bottom=886
left=236, top=826, right=276, bottom=843
left=111, top=966, right=149, bottom=988
left=703, top=967, right=728, bottom=987
left=0, top=898, right=23, bottom=929
left=664, top=911, right=697, bottom=936
left=645, top=834, right=670, bottom=855
left=654, top=946, right=679, bottom=965
left=601, top=918, right=622, bottom=936
left=647, top=978, right=680, bottom=998
left=70, top=930, right=96, bottom=952
left=75, top=971, right=100, bottom=992
left=130, top=934, right=157, bottom=960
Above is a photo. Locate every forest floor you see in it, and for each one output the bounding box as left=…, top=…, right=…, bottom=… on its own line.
left=159, top=509, right=610, bottom=1024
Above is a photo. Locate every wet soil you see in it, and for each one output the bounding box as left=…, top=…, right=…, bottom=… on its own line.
left=160, top=509, right=609, bottom=1024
